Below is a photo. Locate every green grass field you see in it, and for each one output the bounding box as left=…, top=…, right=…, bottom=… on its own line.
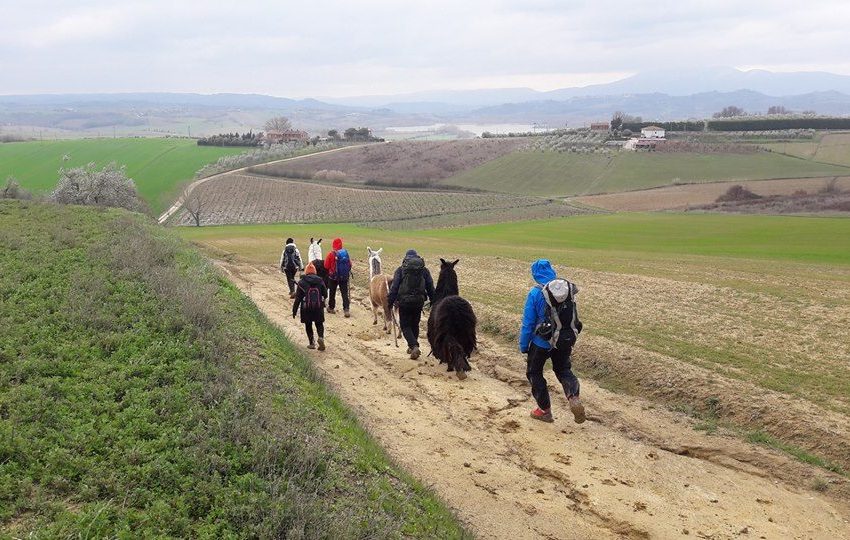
left=443, top=150, right=850, bottom=197
left=179, top=213, right=850, bottom=266
left=0, top=201, right=464, bottom=537
left=0, top=138, right=243, bottom=213
left=764, top=133, right=850, bottom=168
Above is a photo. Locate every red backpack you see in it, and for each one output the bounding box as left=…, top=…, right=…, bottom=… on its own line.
left=303, top=282, right=323, bottom=312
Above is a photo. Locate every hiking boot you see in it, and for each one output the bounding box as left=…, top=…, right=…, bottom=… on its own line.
left=307, top=341, right=316, bottom=350
left=344, top=310, right=350, bottom=318
left=289, top=292, right=296, bottom=299
left=410, top=346, right=421, bottom=360
left=327, top=308, right=336, bottom=314
left=569, top=396, right=586, bottom=424
left=317, top=338, right=326, bottom=351
left=530, top=407, right=554, bottom=423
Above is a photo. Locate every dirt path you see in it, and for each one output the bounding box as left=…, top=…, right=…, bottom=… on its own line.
left=218, top=262, right=850, bottom=540
left=157, top=145, right=367, bottom=224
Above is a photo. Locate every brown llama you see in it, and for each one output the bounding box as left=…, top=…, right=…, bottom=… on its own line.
left=367, top=247, right=400, bottom=346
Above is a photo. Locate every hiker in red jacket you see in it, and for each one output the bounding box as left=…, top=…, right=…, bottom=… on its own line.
left=324, top=237, right=352, bottom=317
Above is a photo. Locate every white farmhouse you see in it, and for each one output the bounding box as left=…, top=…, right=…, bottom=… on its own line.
left=640, top=125, right=666, bottom=139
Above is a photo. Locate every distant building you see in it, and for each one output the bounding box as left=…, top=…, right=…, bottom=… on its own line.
left=265, top=129, right=308, bottom=144
left=590, top=122, right=610, bottom=132
left=640, top=126, right=666, bottom=139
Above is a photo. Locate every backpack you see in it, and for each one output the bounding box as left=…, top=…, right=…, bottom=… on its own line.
left=335, top=249, right=352, bottom=280
left=397, top=256, right=426, bottom=306
left=302, top=281, right=324, bottom=313
left=282, top=245, right=297, bottom=271
left=534, top=279, right=582, bottom=349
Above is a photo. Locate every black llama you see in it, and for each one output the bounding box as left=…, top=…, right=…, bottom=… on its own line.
left=427, top=258, right=477, bottom=379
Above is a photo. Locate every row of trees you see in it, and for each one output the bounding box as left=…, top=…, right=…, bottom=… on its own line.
left=197, top=131, right=262, bottom=147
left=327, top=127, right=383, bottom=142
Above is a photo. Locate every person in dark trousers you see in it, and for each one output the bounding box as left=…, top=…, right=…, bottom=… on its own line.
left=387, top=249, right=435, bottom=360
left=293, top=263, right=328, bottom=350
left=324, top=237, right=352, bottom=317
left=519, top=259, right=585, bottom=424
left=279, top=237, right=303, bottom=298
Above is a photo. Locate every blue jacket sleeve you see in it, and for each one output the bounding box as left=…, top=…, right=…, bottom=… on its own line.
left=519, top=289, right=538, bottom=353
left=387, top=267, right=402, bottom=305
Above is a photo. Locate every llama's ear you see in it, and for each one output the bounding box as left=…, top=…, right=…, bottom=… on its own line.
left=367, top=246, right=372, bottom=254
left=310, top=237, right=314, bottom=244
left=440, top=258, right=446, bottom=265
left=318, top=238, right=322, bottom=244
left=377, top=248, right=383, bottom=254
left=452, top=259, right=459, bottom=267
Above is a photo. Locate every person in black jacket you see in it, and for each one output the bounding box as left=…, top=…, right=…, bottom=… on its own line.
left=387, top=249, right=435, bottom=359
left=279, top=237, right=304, bottom=298
left=292, top=262, right=328, bottom=350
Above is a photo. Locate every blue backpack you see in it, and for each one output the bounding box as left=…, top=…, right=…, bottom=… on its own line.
left=335, top=249, right=352, bottom=280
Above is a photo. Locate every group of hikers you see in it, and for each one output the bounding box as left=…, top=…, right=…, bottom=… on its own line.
left=279, top=237, right=586, bottom=424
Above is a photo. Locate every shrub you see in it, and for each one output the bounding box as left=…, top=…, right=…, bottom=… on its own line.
left=819, top=177, right=841, bottom=194
left=1, top=177, right=32, bottom=200
left=312, top=169, right=347, bottom=182
left=716, top=185, right=762, bottom=203
left=51, top=162, right=146, bottom=212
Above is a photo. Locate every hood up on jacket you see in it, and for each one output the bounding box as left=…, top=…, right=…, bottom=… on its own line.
left=332, top=238, right=343, bottom=251
left=531, top=259, right=556, bottom=285
left=404, top=249, right=418, bottom=259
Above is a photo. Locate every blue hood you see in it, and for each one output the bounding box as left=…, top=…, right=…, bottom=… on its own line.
left=531, top=259, right=556, bottom=285
left=405, top=249, right=418, bottom=258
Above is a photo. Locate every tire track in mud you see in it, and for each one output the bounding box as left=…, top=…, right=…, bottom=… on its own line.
left=217, top=262, right=850, bottom=540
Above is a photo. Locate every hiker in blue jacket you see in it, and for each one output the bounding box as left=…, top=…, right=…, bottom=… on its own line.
left=519, top=259, right=585, bottom=424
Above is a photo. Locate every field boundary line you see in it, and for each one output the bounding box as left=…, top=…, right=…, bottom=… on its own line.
left=157, top=144, right=365, bottom=224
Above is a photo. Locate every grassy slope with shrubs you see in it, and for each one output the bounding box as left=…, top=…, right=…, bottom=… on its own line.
left=0, top=201, right=465, bottom=538
left=0, top=139, right=244, bottom=214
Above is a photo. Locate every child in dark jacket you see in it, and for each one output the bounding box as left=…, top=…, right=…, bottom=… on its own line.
left=293, top=263, right=328, bottom=350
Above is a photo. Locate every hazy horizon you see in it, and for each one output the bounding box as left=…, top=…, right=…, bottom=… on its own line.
left=3, top=1, right=850, bottom=98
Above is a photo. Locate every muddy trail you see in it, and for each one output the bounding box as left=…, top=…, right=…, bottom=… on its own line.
left=218, top=262, right=850, bottom=539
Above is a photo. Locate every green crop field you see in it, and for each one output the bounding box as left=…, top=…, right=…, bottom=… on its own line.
left=442, top=150, right=850, bottom=197
left=0, top=200, right=464, bottom=537
left=764, top=133, right=850, bottom=168
left=182, top=213, right=850, bottom=472
left=0, top=138, right=243, bottom=213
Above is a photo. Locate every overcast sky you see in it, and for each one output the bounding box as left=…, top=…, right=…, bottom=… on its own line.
left=2, top=0, right=849, bottom=97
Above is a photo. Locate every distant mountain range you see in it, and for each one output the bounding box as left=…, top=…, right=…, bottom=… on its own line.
left=3, top=68, right=850, bottom=136
left=323, top=67, right=850, bottom=109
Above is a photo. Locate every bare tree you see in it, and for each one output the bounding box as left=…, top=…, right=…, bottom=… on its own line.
left=51, top=162, right=144, bottom=212
left=183, top=187, right=204, bottom=226
left=767, top=105, right=789, bottom=115
left=264, top=116, right=292, bottom=132
left=713, top=105, right=746, bottom=118
left=610, top=111, right=625, bottom=131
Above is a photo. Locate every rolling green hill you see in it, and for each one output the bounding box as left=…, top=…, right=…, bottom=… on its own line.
left=443, top=150, right=850, bottom=197
left=0, top=201, right=464, bottom=537
left=0, top=138, right=243, bottom=213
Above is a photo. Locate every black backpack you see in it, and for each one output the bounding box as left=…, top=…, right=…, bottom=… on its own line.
left=534, top=279, right=582, bottom=349
left=397, top=256, right=426, bottom=306
left=282, top=245, right=297, bottom=271
left=302, top=280, right=324, bottom=313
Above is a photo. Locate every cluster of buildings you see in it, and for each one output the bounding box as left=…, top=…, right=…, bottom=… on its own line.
left=264, top=129, right=309, bottom=144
